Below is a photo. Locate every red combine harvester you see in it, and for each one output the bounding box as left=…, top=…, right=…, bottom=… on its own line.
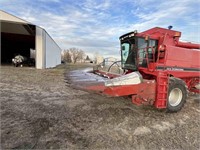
left=68, top=27, right=200, bottom=112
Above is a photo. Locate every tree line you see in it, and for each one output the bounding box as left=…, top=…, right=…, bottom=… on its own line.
left=62, top=48, right=87, bottom=64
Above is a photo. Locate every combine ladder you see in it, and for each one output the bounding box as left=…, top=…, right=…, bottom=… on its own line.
left=155, top=72, right=168, bottom=108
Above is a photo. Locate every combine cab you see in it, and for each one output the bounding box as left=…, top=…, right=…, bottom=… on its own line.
left=67, top=27, right=200, bottom=112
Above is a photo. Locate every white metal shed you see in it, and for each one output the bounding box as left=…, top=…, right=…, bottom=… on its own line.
left=0, top=10, right=61, bottom=69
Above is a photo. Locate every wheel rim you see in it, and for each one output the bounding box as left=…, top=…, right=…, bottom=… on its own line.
left=169, top=88, right=183, bottom=106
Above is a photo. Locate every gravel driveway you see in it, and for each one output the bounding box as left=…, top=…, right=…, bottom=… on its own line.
left=1, top=65, right=200, bottom=149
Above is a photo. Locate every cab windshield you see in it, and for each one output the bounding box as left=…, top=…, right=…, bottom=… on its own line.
left=121, top=38, right=137, bottom=70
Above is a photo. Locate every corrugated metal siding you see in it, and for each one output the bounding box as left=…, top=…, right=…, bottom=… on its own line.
left=45, top=31, right=61, bottom=68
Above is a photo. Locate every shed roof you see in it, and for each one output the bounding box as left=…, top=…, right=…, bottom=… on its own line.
left=0, top=10, right=31, bottom=24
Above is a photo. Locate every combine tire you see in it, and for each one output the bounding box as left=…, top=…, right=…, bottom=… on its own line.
left=167, top=78, right=187, bottom=112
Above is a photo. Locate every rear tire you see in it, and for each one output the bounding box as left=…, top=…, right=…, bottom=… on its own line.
left=167, top=77, right=187, bottom=112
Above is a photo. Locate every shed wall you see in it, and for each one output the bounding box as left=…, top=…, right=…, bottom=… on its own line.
left=45, top=32, right=61, bottom=68
left=36, top=27, right=45, bottom=69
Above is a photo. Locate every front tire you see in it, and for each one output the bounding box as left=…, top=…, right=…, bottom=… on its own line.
left=167, top=77, right=187, bottom=112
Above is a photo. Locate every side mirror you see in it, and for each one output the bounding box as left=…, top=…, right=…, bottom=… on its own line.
left=145, top=35, right=149, bottom=43
left=158, top=44, right=166, bottom=59
left=159, top=44, right=166, bottom=51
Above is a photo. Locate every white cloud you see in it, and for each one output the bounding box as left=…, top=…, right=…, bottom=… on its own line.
left=83, top=0, right=111, bottom=11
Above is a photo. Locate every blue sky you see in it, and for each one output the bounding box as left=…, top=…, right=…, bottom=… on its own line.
left=0, top=0, right=199, bottom=59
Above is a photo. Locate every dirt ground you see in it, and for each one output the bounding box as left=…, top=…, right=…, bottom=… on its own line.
left=1, top=64, right=200, bottom=149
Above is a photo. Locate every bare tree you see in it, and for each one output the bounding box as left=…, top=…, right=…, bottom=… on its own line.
left=69, top=48, right=85, bottom=64
left=93, top=52, right=103, bottom=64
left=85, top=55, right=90, bottom=61
left=62, top=50, right=72, bottom=63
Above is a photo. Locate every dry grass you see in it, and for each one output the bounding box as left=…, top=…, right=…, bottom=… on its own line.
left=1, top=64, right=200, bottom=149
